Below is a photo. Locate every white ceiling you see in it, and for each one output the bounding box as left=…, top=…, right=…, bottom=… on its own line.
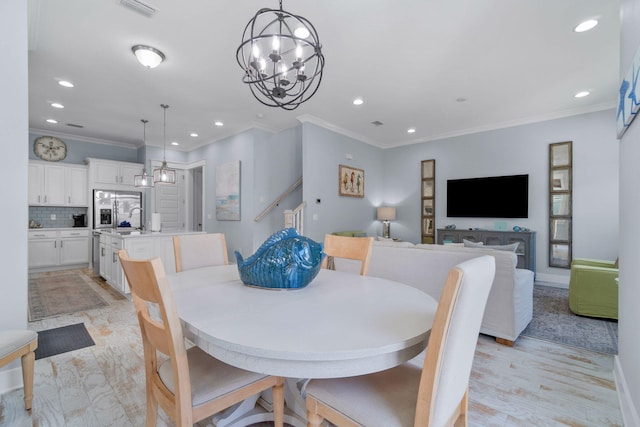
left=27, top=0, right=620, bottom=151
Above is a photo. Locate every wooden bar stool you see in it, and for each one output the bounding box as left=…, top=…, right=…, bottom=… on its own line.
left=0, top=330, right=38, bottom=410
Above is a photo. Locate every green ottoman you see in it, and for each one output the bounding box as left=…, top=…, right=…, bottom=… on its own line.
left=568, top=258, right=618, bottom=319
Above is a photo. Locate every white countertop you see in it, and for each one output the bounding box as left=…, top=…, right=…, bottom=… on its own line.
left=97, top=229, right=205, bottom=239
left=28, top=227, right=90, bottom=231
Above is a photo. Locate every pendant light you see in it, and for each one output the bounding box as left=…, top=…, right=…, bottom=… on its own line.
left=134, top=119, right=154, bottom=188
left=153, top=104, right=176, bottom=184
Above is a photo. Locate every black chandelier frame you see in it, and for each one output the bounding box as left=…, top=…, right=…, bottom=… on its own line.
left=236, top=0, right=324, bottom=110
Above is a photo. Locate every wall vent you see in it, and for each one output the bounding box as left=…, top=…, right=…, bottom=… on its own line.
left=371, top=120, right=384, bottom=126
left=120, top=0, right=157, bottom=17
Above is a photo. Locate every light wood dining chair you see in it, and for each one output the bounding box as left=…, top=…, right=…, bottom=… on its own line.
left=173, top=233, right=229, bottom=272
left=118, top=250, right=284, bottom=427
left=320, top=234, right=374, bottom=275
left=0, top=330, right=38, bottom=410
left=305, top=255, right=496, bottom=427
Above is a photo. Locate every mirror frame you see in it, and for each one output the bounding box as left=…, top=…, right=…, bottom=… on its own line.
left=549, top=141, right=572, bottom=268
left=421, top=159, right=436, bottom=244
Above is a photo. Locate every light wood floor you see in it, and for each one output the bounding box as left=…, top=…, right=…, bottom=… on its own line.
left=0, top=269, right=623, bottom=427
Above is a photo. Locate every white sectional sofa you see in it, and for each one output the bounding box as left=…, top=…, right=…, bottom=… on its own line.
left=334, top=240, right=535, bottom=345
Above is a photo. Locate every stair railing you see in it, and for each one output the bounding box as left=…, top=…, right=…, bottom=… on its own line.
left=284, top=201, right=306, bottom=235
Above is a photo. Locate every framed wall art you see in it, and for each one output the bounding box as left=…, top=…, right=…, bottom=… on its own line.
left=216, top=160, right=241, bottom=220
left=338, top=165, right=364, bottom=198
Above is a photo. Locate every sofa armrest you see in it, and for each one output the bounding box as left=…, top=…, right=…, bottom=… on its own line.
left=571, top=258, right=617, bottom=269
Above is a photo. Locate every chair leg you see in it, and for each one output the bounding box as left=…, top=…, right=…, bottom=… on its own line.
left=272, top=378, right=285, bottom=427
left=306, top=397, right=324, bottom=427
left=454, top=388, right=469, bottom=427
left=21, top=350, right=35, bottom=411
left=145, top=392, right=158, bottom=427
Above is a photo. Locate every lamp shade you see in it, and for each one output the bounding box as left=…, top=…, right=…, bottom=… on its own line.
left=377, top=207, right=396, bottom=221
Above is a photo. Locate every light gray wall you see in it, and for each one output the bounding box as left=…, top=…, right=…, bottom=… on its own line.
left=1, top=0, right=28, bottom=381
left=252, top=127, right=303, bottom=248
left=384, top=109, right=619, bottom=283
left=302, top=123, right=385, bottom=243
left=618, top=0, right=640, bottom=424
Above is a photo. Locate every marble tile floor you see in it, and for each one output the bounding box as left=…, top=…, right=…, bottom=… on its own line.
left=0, top=269, right=623, bottom=427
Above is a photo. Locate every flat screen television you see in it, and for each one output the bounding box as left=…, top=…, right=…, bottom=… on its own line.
left=446, top=174, right=529, bottom=218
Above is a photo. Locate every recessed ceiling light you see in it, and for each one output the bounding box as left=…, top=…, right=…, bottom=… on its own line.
left=58, top=80, right=74, bottom=88
left=46, top=119, right=58, bottom=124
left=214, top=121, right=224, bottom=127
left=294, top=27, right=310, bottom=38
left=353, top=97, right=364, bottom=106
left=574, top=91, right=590, bottom=98
left=190, top=132, right=198, bottom=137
left=407, top=128, right=416, bottom=134
left=51, top=102, right=64, bottom=109
left=171, top=141, right=179, bottom=146
left=574, top=19, right=598, bottom=33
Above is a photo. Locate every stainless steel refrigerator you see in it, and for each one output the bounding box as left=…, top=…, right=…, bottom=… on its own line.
left=93, top=189, right=143, bottom=230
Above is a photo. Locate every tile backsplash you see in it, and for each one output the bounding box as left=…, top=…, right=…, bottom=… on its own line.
left=29, top=206, right=88, bottom=228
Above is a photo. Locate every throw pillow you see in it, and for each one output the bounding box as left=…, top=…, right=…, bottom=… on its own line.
left=462, top=239, right=484, bottom=247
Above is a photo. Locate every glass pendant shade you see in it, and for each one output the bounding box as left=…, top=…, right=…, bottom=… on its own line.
left=134, top=119, right=154, bottom=188
left=153, top=104, right=176, bottom=184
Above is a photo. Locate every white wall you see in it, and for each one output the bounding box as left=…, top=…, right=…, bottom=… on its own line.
left=0, top=0, right=29, bottom=390
left=384, top=109, right=618, bottom=283
left=616, top=0, right=640, bottom=424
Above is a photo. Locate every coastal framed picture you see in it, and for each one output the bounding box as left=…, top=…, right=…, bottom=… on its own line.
left=338, top=165, right=364, bottom=198
left=216, top=160, right=241, bottom=220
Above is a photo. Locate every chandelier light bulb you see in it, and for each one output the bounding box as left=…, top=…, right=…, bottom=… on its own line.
left=295, top=44, right=303, bottom=60
left=253, top=44, right=260, bottom=58
left=272, top=36, right=280, bottom=51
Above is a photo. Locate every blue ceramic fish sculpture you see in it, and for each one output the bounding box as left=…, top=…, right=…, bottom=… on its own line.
left=235, top=228, right=325, bottom=289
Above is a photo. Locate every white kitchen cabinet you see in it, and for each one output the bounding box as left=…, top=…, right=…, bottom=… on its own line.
left=28, top=229, right=90, bottom=270
left=59, top=229, right=90, bottom=265
left=28, top=230, right=58, bottom=268
left=28, top=161, right=88, bottom=206
left=88, top=158, right=143, bottom=188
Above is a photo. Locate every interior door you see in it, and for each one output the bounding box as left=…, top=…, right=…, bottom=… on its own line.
left=154, top=170, right=185, bottom=231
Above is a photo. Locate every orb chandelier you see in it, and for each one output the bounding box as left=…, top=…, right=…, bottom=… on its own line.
left=153, top=104, right=176, bottom=184
left=134, top=119, right=154, bottom=188
left=236, top=0, right=325, bottom=110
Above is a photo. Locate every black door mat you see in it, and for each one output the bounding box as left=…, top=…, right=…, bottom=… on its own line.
left=35, top=323, right=95, bottom=360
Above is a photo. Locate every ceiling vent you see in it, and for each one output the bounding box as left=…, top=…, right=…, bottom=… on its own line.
left=120, top=0, right=157, bottom=17
left=371, top=120, right=384, bottom=126
left=66, top=123, right=84, bottom=128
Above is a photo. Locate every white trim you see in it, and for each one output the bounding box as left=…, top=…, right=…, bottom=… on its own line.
left=0, top=366, right=23, bottom=395
left=614, top=355, right=640, bottom=427
left=296, top=114, right=377, bottom=146
left=534, top=272, right=570, bottom=286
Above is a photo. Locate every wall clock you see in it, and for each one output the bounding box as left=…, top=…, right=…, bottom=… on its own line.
left=33, top=136, right=67, bottom=162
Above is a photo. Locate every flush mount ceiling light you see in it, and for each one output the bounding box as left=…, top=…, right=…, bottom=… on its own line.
left=574, top=19, right=598, bottom=33
left=131, top=44, right=165, bottom=68
left=153, top=104, right=176, bottom=184
left=236, top=0, right=325, bottom=110
left=134, top=119, right=154, bottom=188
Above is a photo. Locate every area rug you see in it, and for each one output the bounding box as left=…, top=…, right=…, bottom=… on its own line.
left=34, top=323, right=95, bottom=360
left=521, top=284, right=618, bottom=355
left=28, top=273, right=108, bottom=321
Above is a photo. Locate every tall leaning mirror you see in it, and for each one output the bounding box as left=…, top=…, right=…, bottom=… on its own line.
left=549, top=141, right=572, bottom=268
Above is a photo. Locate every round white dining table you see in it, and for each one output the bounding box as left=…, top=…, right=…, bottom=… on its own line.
left=168, top=264, right=438, bottom=379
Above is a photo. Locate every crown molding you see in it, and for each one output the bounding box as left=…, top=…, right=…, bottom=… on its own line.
left=29, top=128, right=139, bottom=149
left=296, top=114, right=379, bottom=147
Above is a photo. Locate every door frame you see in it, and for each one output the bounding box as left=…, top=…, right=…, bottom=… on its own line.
left=149, top=159, right=206, bottom=232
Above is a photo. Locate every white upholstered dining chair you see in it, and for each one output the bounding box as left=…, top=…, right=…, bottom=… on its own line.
left=0, top=330, right=38, bottom=410
left=305, top=255, right=496, bottom=427
left=320, top=234, right=374, bottom=276
left=118, top=249, right=284, bottom=427
left=173, top=233, right=229, bottom=272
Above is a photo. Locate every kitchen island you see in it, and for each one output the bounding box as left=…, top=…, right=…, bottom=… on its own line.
left=98, top=229, right=204, bottom=294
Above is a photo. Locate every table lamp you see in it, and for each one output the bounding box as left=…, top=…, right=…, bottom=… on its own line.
left=377, top=206, right=396, bottom=238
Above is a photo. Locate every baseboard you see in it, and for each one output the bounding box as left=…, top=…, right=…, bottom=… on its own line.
left=535, top=272, right=569, bottom=286
left=0, top=365, right=23, bottom=394
left=614, top=355, right=640, bottom=427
